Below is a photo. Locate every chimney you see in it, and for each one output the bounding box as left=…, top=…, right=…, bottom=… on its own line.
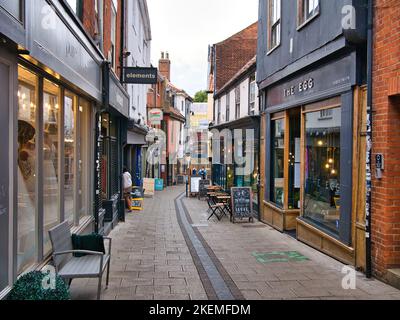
left=159, top=51, right=171, bottom=81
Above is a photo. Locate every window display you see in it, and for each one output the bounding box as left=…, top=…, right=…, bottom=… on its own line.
left=288, top=112, right=301, bottom=209
left=303, top=107, right=341, bottom=234
left=43, top=80, right=60, bottom=255
left=17, top=66, right=38, bottom=273
left=271, top=118, right=285, bottom=207
left=64, top=91, right=76, bottom=224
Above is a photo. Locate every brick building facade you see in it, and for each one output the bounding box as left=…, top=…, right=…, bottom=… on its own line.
left=372, top=0, right=400, bottom=285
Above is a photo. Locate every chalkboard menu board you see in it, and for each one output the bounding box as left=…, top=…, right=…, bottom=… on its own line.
left=231, top=187, right=253, bottom=223
left=177, top=175, right=185, bottom=185
left=198, top=180, right=210, bottom=199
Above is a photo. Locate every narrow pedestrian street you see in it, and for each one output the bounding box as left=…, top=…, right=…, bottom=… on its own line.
left=70, top=187, right=400, bottom=300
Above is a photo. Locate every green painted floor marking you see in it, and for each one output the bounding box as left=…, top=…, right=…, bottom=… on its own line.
left=252, top=251, right=310, bottom=264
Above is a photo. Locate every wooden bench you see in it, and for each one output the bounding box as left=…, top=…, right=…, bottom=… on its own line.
left=48, top=221, right=112, bottom=300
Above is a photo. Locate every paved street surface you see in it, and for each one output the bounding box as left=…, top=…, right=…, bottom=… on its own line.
left=70, top=186, right=400, bottom=300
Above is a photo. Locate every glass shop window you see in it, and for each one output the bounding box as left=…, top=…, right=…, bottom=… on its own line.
left=43, top=79, right=61, bottom=255
left=303, top=107, right=341, bottom=235
left=64, top=91, right=77, bottom=224
left=288, top=112, right=301, bottom=209
left=17, top=65, right=38, bottom=274
left=271, top=118, right=285, bottom=207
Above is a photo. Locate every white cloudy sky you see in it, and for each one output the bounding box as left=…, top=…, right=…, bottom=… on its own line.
left=147, top=0, right=259, bottom=97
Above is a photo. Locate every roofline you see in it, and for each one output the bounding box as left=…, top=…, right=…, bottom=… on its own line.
left=212, top=21, right=258, bottom=47
left=215, top=56, right=257, bottom=98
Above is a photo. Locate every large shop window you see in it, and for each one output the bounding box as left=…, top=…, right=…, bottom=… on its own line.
left=43, top=80, right=61, bottom=255
left=64, top=91, right=76, bottom=224
left=17, top=66, right=38, bottom=274
left=17, top=65, right=92, bottom=274
left=270, top=118, right=285, bottom=207
left=303, top=107, right=341, bottom=235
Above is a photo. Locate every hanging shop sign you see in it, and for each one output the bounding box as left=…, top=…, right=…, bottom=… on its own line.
left=230, top=187, right=254, bottom=223
left=122, top=67, right=158, bottom=84
left=149, top=109, right=163, bottom=125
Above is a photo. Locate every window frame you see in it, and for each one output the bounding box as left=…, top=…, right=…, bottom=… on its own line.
left=226, top=94, right=230, bottom=122
left=235, top=86, right=240, bottom=120
left=15, top=62, right=94, bottom=277
left=267, top=0, right=281, bottom=54
left=297, top=0, right=320, bottom=30
left=249, top=75, right=256, bottom=115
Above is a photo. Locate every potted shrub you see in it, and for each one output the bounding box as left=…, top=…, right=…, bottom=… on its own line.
left=8, top=271, right=70, bottom=300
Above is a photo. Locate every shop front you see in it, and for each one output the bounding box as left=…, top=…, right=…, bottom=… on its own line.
left=126, top=122, right=148, bottom=188
left=98, top=67, right=130, bottom=235
left=262, top=52, right=367, bottom=265
left=0, top=0, right=103, bottom=298
left=211, top=116, right=260, bottom=214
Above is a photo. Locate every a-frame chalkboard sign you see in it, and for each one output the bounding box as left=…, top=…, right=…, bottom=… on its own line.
left=230, top=187, right=254, bottom=223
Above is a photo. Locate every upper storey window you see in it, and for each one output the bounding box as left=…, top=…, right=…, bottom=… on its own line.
left=298, top=0, right=320, bottom=28
left=267, top=0, right=281, bottom=53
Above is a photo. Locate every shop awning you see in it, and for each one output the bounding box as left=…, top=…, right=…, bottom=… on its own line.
left=127, top=131, right=147, bottom=145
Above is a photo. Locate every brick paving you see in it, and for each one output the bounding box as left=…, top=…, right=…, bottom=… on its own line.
left=70, top=186, right=400, bottom=300
left=182, top=195, right=400, bottom=300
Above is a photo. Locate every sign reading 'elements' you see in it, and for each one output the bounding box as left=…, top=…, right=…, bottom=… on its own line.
left=122, top=67, right=158, bottom=84
left=231, top=187, right=253, bottom=223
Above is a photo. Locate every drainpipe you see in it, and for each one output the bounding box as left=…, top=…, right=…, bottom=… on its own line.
left=97, top=0, right=104, bottom=52
left=120, top=0, right=126, bottom=82
left=365, top=0, right=374, bottom=279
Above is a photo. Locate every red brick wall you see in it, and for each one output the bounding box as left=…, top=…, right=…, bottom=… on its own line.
left=372, top=0, right=400, bottom=278
left=81, top=0, right=122, bottom=79
left=214, top=22, right=258, bottom=92
left=81, top=0, right=97, bottom=38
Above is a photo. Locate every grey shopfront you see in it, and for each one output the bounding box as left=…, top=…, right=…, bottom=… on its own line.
left=0, top=0, right=103, bottom=298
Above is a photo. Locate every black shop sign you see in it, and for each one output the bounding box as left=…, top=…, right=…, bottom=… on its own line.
left=122, top=67, right=158, bottom=84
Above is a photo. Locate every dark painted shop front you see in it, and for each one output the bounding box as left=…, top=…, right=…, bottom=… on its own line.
left=257, top=0, right=368, bottom=268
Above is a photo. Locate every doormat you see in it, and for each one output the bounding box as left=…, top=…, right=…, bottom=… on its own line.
left=252, top=251, right=310, bottom=264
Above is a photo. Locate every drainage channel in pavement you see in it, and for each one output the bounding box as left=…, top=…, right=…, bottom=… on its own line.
left=175, top=193, right=244, bottom=300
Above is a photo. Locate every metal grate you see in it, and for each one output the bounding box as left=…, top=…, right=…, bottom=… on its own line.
left=110, top=137, right=119, bottom=196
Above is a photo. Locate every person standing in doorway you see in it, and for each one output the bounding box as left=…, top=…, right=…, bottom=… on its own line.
left=123, top=167, right=133, bottom=212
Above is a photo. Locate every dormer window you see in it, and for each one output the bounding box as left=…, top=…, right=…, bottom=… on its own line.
left=298, top=0, right=320, bottom=28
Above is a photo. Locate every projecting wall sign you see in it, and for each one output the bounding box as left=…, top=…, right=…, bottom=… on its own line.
left=122, top=67, right=158, bottom=84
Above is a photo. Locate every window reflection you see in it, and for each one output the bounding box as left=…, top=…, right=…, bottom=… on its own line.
left=271, top=118, right=285, bottom=207
left=43, top=80, right=60, bottom=255
left=17, top=66, right=38, bottom=273
left=64, top=92, right=76, bottom=224
left=303, top=107, right=341, bottom=234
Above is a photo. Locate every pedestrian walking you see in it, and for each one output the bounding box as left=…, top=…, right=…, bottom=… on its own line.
left=123, top=167, right=133, bottom=212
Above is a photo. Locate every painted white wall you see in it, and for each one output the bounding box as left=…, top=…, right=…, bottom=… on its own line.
left=126, top=0, right=152, bottom=124
left=214, top=71, right=259, bottom=125
left=240, top=78, right=249, bottom=118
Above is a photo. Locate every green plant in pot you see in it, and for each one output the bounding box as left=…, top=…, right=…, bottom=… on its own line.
left=8, top=271, right=70, bottom=300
